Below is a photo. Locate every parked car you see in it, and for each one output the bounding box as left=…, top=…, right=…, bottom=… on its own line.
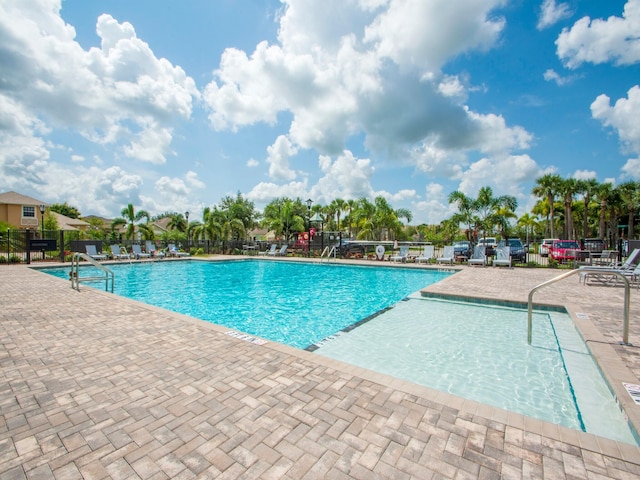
left=453, top=240, right=471, bottom=259
left=477, top=237, right=497, bottom=256
left=539, top=238, right=559, bottom=257
left=499, top=238, right=526, bottom=263
left=336, top=240, right=365, bottom=258
left=581, top=238, right=606, bottom=255
left=549, top=240, right=580, bottom=263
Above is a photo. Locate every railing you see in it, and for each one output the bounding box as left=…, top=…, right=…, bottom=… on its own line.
left=70, top=252, right=114, bottom=292
left=527, top=267, right=631, bottom=345
left=319, top=246, right=337, bottom=262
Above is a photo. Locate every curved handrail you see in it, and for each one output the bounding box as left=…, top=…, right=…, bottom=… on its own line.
left=527, top=267, right=631, bottom=345
left=71, top=252, right=114, bottom=292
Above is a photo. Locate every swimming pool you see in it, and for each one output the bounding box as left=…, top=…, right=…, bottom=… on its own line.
left=40, top=259, right=638, bottom=444
left=43, top=259, right=452, bottom=348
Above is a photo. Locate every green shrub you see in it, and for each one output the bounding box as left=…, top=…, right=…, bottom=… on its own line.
left=0, top=256, right=7, bottom=264
left=9, top=254, right=21, bottom=264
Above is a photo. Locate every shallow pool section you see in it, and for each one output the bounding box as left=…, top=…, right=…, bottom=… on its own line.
left=42, top=260, right=451, bottom=348
left=314, top=294, right=638, bottom=445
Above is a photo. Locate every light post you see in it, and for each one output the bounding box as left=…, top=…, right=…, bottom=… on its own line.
left=39, top=204, right=45, bottom=238
left=184, top=211, right=190, bottom=252
left=306, top=199, right=312, bottom=257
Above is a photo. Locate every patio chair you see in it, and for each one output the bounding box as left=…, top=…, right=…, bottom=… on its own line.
left=110, top=244, right=130, bottom=260
left=416, top=245, right=435, bottom=264
left=85, top=244, right=107, bottom=261
left=259, top=244, right=277, bottom=256
left=493, top=246, right=511, bottom=267
left=273, top=245, right=288, bottom=256
left=390, top=245, right=409, bottom=263
left=168, top=244, right=190, bottom=257
left=467, top=245, right=486, bottom=267
left=145, top=240, right=165, bottom=259
left=131, top=244, right=151, bottom=260
left=436, top=245, right=454, bottom=264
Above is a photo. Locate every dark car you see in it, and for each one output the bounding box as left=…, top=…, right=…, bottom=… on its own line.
left=581, top=238, right=605, bottom=255
left=453, top=240, right=471, bottom=259
left=504, top=238, right=526, bottom=263
left=336, top=240, right=365, bottom=258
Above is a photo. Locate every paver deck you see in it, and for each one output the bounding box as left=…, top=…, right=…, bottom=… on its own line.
left=2, top=258, right=640, bottom=479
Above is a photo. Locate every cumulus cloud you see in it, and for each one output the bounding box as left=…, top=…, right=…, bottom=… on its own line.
left=591, top=85, right=640, bottom=154
left=621, top=158, right=640, bottom=179
left=572, top=169, right=597, bottom=180
left=313, top=150, right=376, bottom=202
left=537, top=0, right=573, bottom=30
left=543, top=68, right=580, bottom=86
left=0, top=0, right=198, bottom=165
left=556, top=0, right=640, bottom=68
left=266, top=135, right=298, bottom=180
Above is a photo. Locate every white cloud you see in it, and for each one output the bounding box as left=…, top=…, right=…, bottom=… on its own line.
left=556, top=0, right=640, bottom=68
left=621, top=158, right=640, bottom=179
left=572, top=169, right=597, bottom=180
left=266, top=135, right=298, bottom=180
left=70, top=154, right=85, bottom=162
left=591, top=85, right=640, bottom=154
left=313, top=150, right=376, bottom=202
left=537, top=0, right=573, bottom=30
left=543, top=68, right=579, bottom=86
left=247, top=158, right=260, bottom=167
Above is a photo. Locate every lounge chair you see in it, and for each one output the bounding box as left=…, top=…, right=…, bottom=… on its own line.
left=390, top=245, right=409, bottom=263
left=110, top=244, right=130, bottom=260
left=467, top=245, right=486, bottom=266
left=168, top=244, right=189, bottom=257
left=273, top=245, right=288, bottom=256
left=580, top=249, right=640, bottom=285
left=131, top=244, right=151, bottom=259
left=145, top=241, right=165, bottom=259
left=436, top=245, right=454, bottom=264
left=416, top=245, right=435, bottom=264
left=493, top=246, right=511, bottom=267
left=259, top=244, right=277, bottom=256
left=85, top=244, right=107, bottom=261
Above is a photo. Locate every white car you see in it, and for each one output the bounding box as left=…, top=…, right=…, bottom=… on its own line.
left=539, top=238, right=559, bottom=257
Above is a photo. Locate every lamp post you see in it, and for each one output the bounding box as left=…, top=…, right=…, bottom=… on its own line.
left=306, top=198, right=312, bottom=257
left=184, top=211, right=190, bottom=252
left=39, top=204, right=45, bottom=238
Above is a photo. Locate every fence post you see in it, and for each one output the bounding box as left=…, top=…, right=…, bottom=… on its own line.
left=25, top=229, right=31, bottom=264
left=59, top=230, right=65, bottom=262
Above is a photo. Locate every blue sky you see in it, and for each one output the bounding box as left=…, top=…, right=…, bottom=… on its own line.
left=1, top=0, right=639, bottom=224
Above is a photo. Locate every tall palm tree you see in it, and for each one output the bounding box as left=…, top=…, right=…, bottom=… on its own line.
left=618, top=181, right=639, bottom=240
left=111, top=203, right=153, bottom=241
left=532, top=174, right=562, bottom=239
left=575, top=178, right=599, bottom=241
left=559, top=177, right=578, bottom=240
left=517, top=213, right=539, bottom=245
left=594, top=182, right=613, bottom=240
left=448, top=190, right=477, bottom=241
left=474, top=186, right=517, bottom=240
left=330, top=198, right=347, bottom=231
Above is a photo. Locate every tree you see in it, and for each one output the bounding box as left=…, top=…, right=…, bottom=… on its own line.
left=575, top=178, right=599, bottom=240
left=448, top=191, right=477, bottom=242
left=49, top=202, right=81, bottom=219
left=517, top=213, right=539, bottom=245
left=559, top=177, right=578, bottom=240
left=111, top=203, right=153, bottom=241
left=474, top=186, right=517, bottom=240
left=532, top=174, right=562, bottom=239
left=330, top=198, right=347, bottom=231
left=262, top=198, right=306, bottom=242
left=618, top=181, right=639, bottom=240
left=594, top=182, right=613, bottom=240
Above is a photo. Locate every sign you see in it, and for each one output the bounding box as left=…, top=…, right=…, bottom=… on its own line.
left=623, top=383, right=640, bottom=406
left=29, top=239, right=57, bottom=251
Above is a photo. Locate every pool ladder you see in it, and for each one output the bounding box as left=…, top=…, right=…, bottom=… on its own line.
left=320, top=246, right=337, bottom=263
left=70, top=252, right=114, bottom=292
left=527, top=267, right=631, bottom=345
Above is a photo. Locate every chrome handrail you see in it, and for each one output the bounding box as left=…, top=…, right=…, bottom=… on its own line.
left=70, top=252, right=114, bottom=292
left=319, top=246, right=337, bottom=263
left=527, top=267, right=631, bottom=345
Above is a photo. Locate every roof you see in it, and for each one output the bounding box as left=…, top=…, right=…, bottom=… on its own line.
left=0, top=191, right=47, bottom=206
left=50, top=212, right=89, bottom=231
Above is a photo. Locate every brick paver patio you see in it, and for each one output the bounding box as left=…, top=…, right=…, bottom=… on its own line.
left=1, top=259, right=640, bottom=479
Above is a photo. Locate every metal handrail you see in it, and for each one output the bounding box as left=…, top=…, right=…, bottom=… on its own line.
left=527, top=267, right=631, bottom=345
left=319, top=246, right=337, bottom=262
left=70, top=252, right=114, bottom=292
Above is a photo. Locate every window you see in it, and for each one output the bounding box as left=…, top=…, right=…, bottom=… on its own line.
left=22, top=206, right=35, bottom=217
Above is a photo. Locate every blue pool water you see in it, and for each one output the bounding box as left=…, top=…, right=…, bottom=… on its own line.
left=43, top=259, right=451, bottom=348
left=40, top=259, right=638, bottom=444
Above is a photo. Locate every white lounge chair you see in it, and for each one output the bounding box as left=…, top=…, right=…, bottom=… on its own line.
left=390, top=246, right=409, bottom=263
left=131, top=244, right=151, bottom=259
left=85, top=244, right=107, bottom=261
left=272, top=245, right=288, bottom=256
left=168, top=244, right=189, bottom=257
left=467, top=245, right=486, bottom=266
left=436, top=245, right=454, bottom=264
left=145, top=241, right=165, bottom=258
left=110, top=244, right=130, bottom=260
left=259, top=244, right=277, bottom=256
left=493, top=246, right=511, bottom=267
left=580, top=249, right=640, bottom=285
left=416, top=245, right=435, bottom=264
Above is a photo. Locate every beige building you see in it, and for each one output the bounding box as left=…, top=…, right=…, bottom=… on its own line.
left=0, top=191, right=48, bottom=229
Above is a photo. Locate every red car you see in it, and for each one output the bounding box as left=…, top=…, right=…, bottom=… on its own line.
left=549, top=240, right=580, bottom=262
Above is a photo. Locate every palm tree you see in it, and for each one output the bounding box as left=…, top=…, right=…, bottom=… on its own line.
left=111, top=203, right=153, bottom=241
left=594, top=182, right=613, bottom=240
left=517, top=213, right=539, bottom=246
left=448, top=190, right=477, bottom=242
left=532, top=174, right=562, bottom=239
left=474, top=186, right=517, bottom=240
left=575, top=178, right=599, bottom=241
left=330, top=198, right=347, bottom=231
left=617, top=181, right=639, bottom=240
left=559, top=177, right=578, bottom=240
